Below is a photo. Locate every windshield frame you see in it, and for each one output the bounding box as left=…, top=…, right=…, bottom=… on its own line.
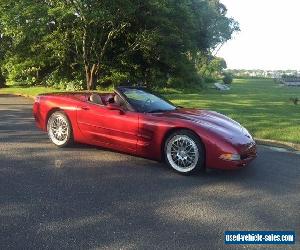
left=116, top=86, right=177, bottom=113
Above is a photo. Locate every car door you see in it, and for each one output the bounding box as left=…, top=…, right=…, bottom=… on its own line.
left=76, top=101, right=139, bottom=153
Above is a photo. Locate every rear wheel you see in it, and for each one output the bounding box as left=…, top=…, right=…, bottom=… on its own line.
left=47, top=111, right=72, bottom=147
left=164, top=130, right=205, bottom=175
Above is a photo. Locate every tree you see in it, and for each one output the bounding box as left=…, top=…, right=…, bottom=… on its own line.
left=196, top=53, right=227, bottom=81
left=0, top=0, right=54, bottom=85
left=0, top=24, right=10, bottom=86
left=0, top=0, right=239, bottom=89
left=45, top=0, right=141, bottom=90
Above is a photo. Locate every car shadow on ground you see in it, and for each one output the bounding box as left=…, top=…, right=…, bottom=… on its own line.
left=1, top=146, right=299, bottom=249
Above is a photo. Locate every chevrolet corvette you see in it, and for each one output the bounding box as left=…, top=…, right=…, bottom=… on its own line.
left=33, top=86, right=256, bottom=174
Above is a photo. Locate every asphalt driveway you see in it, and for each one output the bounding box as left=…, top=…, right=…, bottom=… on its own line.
left=0, top=94, right=299, bottom=249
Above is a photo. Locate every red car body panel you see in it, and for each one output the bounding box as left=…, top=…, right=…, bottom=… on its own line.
left=33, top=92, right=257, bottom=170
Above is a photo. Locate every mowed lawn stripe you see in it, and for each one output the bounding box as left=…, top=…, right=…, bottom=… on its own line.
left=167, top=79, right=300, bottom=144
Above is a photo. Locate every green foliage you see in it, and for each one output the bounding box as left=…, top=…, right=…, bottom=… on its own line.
left=222, top=72, right=233, bottom=84
left=289, top=97, right=299, bottom=105
left=98, top=71, right=130, bottom=88
left=166, top=59, right=204, bottom=88
left=0, top=0, right=239, bottom=89
left=196, top=53, right=227, bottom=82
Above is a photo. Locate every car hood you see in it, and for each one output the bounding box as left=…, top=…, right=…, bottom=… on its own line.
left=157, top=108, right=252, bottom=141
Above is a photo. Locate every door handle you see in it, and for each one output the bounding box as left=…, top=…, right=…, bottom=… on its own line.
left=81, top=106, right=89, bottom=110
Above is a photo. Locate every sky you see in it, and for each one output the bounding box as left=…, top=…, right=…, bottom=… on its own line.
left=217, top=0, right=300, bottom=70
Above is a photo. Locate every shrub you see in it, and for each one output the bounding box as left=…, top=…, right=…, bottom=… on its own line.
left=223, top=72, right=233, bottom=84
left=289, top=97, right=299, bottom=105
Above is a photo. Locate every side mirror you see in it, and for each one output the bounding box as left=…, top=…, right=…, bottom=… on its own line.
left=106, top=104, right=125, bottom=114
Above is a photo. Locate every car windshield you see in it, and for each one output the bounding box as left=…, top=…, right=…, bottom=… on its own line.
left=119, top=87, right=177, bottom=113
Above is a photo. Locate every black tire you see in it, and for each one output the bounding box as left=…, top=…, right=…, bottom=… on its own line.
left=164, top=129, right=205, bottom=175
left=47, top=111, right=73, bottom=147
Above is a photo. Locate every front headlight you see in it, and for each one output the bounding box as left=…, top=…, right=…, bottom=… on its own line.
left=219, top=153, right=241, bottom=161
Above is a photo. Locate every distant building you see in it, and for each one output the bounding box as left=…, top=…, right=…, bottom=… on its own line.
left=225, top=69, right=300, bottom=79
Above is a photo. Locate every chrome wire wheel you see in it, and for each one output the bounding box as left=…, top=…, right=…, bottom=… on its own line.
left=47, top=112, right=70, bottom=146
left=166, top=134, right=199, bottom=173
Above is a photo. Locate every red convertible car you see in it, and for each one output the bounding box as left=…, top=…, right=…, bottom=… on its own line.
left=33, top=86, right=256, bottom=174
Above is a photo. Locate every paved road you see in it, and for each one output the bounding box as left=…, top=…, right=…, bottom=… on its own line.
left=0, top=94, right=299, bottom=249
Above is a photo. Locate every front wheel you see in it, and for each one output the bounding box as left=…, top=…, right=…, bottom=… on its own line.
left=47, top=111, right=73, bottom=147
left=164, top=130, right=205, bottom=175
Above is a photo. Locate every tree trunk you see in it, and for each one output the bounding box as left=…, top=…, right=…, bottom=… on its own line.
left=85, top=64, right=99, bottom=90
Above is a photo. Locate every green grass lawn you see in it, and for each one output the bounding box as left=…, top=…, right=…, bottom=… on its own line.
left=0, top=86, right=62, bottom=97
left=1, top=79, right=299, bottom=144
left=166, top=79, right=300, bottom=144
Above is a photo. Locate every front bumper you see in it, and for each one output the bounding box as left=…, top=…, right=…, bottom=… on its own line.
left=221, top=154, right=257, bottom=169
left=206, top=141, right=257, bottom=170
